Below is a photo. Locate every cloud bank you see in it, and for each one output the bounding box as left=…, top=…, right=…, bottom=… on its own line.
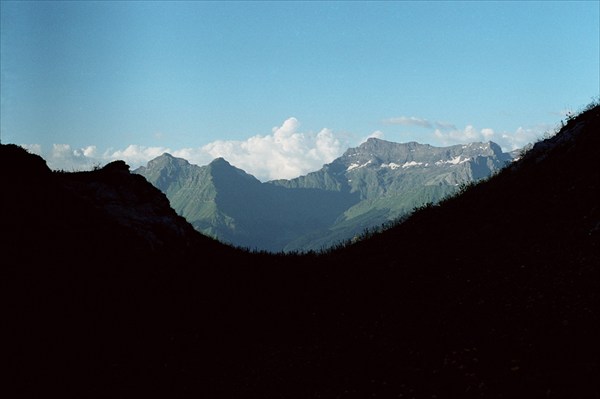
left=23, top=118, right=348, bottom=181
left=201, top=118, right=345, bottom=180
left=21, top=116, right=552, bottom=181
left=433, top=124, right=550, bottom=151
left=384, top=114, right=551, bottom=151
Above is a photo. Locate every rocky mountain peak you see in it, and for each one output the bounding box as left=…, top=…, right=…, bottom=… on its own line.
left=337, top=138, right=511, bottom=173
left=134, top=153, right=195, bottom=193
left=144, top=152, right=191, bottom=171
left=207, top=157, right=260, bottom=184
left=208, top=157, right=231, bottom=166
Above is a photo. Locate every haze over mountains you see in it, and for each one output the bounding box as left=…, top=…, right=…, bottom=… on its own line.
left=136, top=138, right=515, bottom=251
left=4, top=104, right=599, bottom=398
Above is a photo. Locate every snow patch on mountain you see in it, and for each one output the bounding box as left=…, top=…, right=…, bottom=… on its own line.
left=347, top=160, right=373, bottom=171
left=435, top=156, right=471, bottom=166
left=402, top=161, right=425, bottom=168
left=381, top=162, right=402, bottom=170
left=380, top=161, right=427, bottom=170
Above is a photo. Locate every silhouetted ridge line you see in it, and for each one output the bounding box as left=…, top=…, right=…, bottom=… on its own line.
left=1, top=144, right=229, bottom=266
left=3, top=103, right=599, bottom=398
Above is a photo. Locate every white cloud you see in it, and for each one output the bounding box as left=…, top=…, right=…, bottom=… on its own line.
left=202, top=117, right=346, bottom=180
left=43, top=144, right=99, bottom=171
left=28, top=117, right=348, bottom=181
left=481, top=128, right=495, bottom=140
left=104, top=145, right=171, bottom=166
left=434, top=125, right=483, bottom=145
left=26, top=117, right=550, bottom=180
left=360, top=130, right=385, bottom=144
left=433, top=124, right=551, bottom=151
left=21, top=144, right=42, bottom=156
left=23, top=143, right=172, bottom=171
left=383, top=116, right=432, bottom=128
left=51, top=144, right=73, bottom=159
left=169, top=147, right=212, bottom=166
left=500, top=126, right=551, bottom=151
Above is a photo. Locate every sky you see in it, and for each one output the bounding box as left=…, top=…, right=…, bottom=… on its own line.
left=1, top=1, right=598, bottom=180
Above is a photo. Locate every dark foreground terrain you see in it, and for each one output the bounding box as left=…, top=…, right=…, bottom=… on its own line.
left=3, top=105, right=599, bottom=398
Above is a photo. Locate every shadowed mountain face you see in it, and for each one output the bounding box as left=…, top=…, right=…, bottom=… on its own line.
left=135, top=155, right=358, bottom=251
left=3, top=105, right=599, bottom=398
left=136, top=140, right=513, bottom=251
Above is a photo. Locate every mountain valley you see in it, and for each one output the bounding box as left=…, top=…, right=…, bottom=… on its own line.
left=3, top=104, right=599, bottom=398
left=136, top=139, right=515, bottom=251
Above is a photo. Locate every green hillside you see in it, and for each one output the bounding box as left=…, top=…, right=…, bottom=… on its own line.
left=136, top=140, right=513, bottom=251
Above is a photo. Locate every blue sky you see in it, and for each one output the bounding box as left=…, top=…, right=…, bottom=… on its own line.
left=1, top=1, right=598, bottom=180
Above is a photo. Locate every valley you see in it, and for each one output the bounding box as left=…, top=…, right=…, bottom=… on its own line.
left=3, top=104, right=598, bottom=398
left=135, top=139, right=515, bottom=251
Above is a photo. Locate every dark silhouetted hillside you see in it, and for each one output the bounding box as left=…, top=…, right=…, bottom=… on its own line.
left=3, top=103, right=599, bottom=398
left=312, top=103, right=600, bottom=398
left=2, top=145, right=240, bottom=397
left=1, top=145, right=225, bottom=265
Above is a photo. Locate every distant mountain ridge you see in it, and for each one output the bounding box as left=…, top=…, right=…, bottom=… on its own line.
left=135, top=155, right=356, bottom=251
left=135, top=138, right=515, bottom=251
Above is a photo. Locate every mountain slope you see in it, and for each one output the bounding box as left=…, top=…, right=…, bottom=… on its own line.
left=315, top=104, right=600, bottom=397
left=136, top=140, right=513, bottom=251
left=136, top=156, right=357, bottom=251
left=273, top=139, right=513, bottom=249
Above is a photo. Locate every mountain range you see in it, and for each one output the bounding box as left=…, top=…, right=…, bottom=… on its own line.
left=4, top=103, right=599, bottom=398
left=135, top=138, right=515, bottom=251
